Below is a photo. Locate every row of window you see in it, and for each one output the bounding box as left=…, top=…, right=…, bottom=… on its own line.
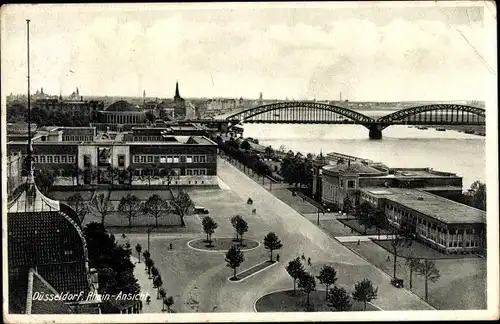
left=185, top=169, right=207, bottom=176
left=133, top=168, right=180, bottom=177
left=133, top=136, right=164, bottom=142
left=62, top=135, right=94, bottom=142
left=132, top=155, right=207, bottom=164
left=339, top=179, right=356, bottom=189
left=33, top=155, right=75, bottom=164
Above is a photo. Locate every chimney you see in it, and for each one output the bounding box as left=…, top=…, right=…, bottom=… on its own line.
left=81, top=96, right=83, bottom=101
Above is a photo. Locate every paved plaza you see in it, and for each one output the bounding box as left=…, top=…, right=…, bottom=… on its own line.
left=122, top=157, right=434, bottom=312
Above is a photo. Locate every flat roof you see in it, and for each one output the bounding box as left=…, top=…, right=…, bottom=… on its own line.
left=361, top=187, right=485, bottom=224
left=7, top=136, right=217, bottom=146
left=389, top=168, right=458, bottom=178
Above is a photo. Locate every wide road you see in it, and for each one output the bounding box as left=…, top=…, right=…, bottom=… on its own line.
left=187, top=157, right=434, bottom=312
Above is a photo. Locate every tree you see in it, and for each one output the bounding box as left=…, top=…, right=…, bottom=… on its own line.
left=236, top=217, right=249, bottom=244
left=170, top=189, right=194, bottom=227
left=159, top=288, right=167, bottom=311
left=417, top=259, right=441, bottom=301
left=164, top=296, right=174, bottom=313
left=91, top=193, right=114, bottom=226
left=285, top=257, right=305, bottom=295
left=153, top=275, right=163, bottom=299
left=389, top=221, right=415, bottom=278
left=241, top=140, right=251, bottom=150
left=463, top=180, right=486, bottom=211
left=145, top=258, right=154, bottom=278
left=202, top=216, right=218, bottom=246
left=151, top=266, right=159, bottom=280
left=34, top=168, right=56, bottom=194
left=142, top=250, right=150, bottom=262
left=67, top=193, right=88, bottom=222
left=298, top=271, right=316, bottom=309
left=316, top=265, right=338, bottom=299
left=225, top=245, right=245, bottom=280
left=372, top=209, right=388, bottom=230
left=405, top=257, right=422, bottom=289
left=263, top=232, right=283, bottom=262
left=352, top=279, right=378, bottom=311
left=135, top=244, right=142, bottom=263
left=231, top=215, right=243, bottom=241
left=118, top=194, right=142, bottom=228
left=142, top=194, right=170, bottom=227
left=327, top=286, right=352, bottom=311
left=343, top=196, right=353, bottom=215
left=355, top=202, right=376, bottom=234
left=264, top=145, right=274, bottom=157
left=82, top=222, right=139, bottom=310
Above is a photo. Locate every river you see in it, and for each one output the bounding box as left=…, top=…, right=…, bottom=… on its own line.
left=242, top=111, right=485, bottom=189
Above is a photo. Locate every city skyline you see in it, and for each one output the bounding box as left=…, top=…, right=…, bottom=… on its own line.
left=1, top=3, right=495, bottom=102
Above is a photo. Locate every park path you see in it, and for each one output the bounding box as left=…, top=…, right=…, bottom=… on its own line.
left=131, top=256, right=165, bottom=313
left=207, top=157, right=434, bottom=311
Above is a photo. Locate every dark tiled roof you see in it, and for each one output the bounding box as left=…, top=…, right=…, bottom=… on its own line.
left=27, top=269, right=74, bottom=314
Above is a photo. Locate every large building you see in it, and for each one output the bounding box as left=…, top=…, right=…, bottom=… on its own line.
left=7, top=126, right=219, bottom=187
left=360, top=187, right=485, bottom=255
left=94, top=100, right=148, bottom=128
left=317, top=159, right=486, bottom=254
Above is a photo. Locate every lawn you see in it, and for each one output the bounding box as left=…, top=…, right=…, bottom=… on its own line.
left=189, top=238, right=259, bottom=251
left=338, top=218, right=391, bottom=236
left=316, top=219, right=358, bottom=237
left=374, top=239, right=481, bottom=260
left=108, top=189, right=173, bottom=201
left=342, top=240, right=486, bottom=310
left=232, top=260, right=276, bottom=281
left=271, top=188, right=320, bottom=214
left=48, top=189, right=95, bottom=201
left=255, top=289, right=379, bottom=312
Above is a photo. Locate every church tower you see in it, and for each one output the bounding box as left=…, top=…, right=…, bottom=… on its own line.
left=173, top=80, right=186, bottom=119
left=174, top=80, right=180, bottom=99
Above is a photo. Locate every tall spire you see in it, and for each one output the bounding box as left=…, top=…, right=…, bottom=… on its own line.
left=174, top=80, right=180, bottom=98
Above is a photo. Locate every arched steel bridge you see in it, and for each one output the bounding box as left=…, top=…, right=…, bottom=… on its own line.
left=181, top=101, right=485, bottom=139
left=217, top=101, right=485, bottom=139
left=223, top=101, right=485, bottom=125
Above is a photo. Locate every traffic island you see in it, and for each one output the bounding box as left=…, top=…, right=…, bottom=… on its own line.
left=254, top=289, right=380, bottom=312
left=229, top=260, right=278, bottom=282
left=187, top=237, right=260, bottom=252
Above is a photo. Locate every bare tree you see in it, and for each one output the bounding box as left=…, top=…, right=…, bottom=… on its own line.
left=142, top=194, right=170, bottom=227
left=417, top=259, right=441, bottom=301
left=91, top=193, right=114, bottom=226
left=170, top=189, right=194, bottom=227
left=118, top=194, right=142, bottom=228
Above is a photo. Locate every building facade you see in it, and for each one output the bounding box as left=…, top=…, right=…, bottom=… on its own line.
left=359, top=187, right=485, bottom=254
left=318, top=160, right=485, bottom=254
left=7, top=126, right=219, bottom=187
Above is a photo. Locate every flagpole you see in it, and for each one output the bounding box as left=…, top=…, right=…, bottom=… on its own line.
left=26, top=19, right=32, bottom=174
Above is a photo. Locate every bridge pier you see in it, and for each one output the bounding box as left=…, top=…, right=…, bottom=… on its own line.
left=368, top=125, right=383, bottom=140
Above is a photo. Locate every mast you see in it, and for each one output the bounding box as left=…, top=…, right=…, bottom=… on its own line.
left=26, top=19, right=33, bottom=177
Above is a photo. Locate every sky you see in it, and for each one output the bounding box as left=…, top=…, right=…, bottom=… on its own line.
left=1, top=2, right=496, bottom=101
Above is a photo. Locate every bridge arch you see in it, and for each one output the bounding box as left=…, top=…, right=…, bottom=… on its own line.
left=225, top=101, right=376, bottom=124
left=376, top=104, right=486, bottom=128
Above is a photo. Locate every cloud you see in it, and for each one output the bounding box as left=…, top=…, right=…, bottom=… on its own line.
left=1, top=7, right=491, bottom=101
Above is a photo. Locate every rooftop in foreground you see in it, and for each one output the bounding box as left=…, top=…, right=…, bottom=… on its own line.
left=362, top=187, right=485, bottom=224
